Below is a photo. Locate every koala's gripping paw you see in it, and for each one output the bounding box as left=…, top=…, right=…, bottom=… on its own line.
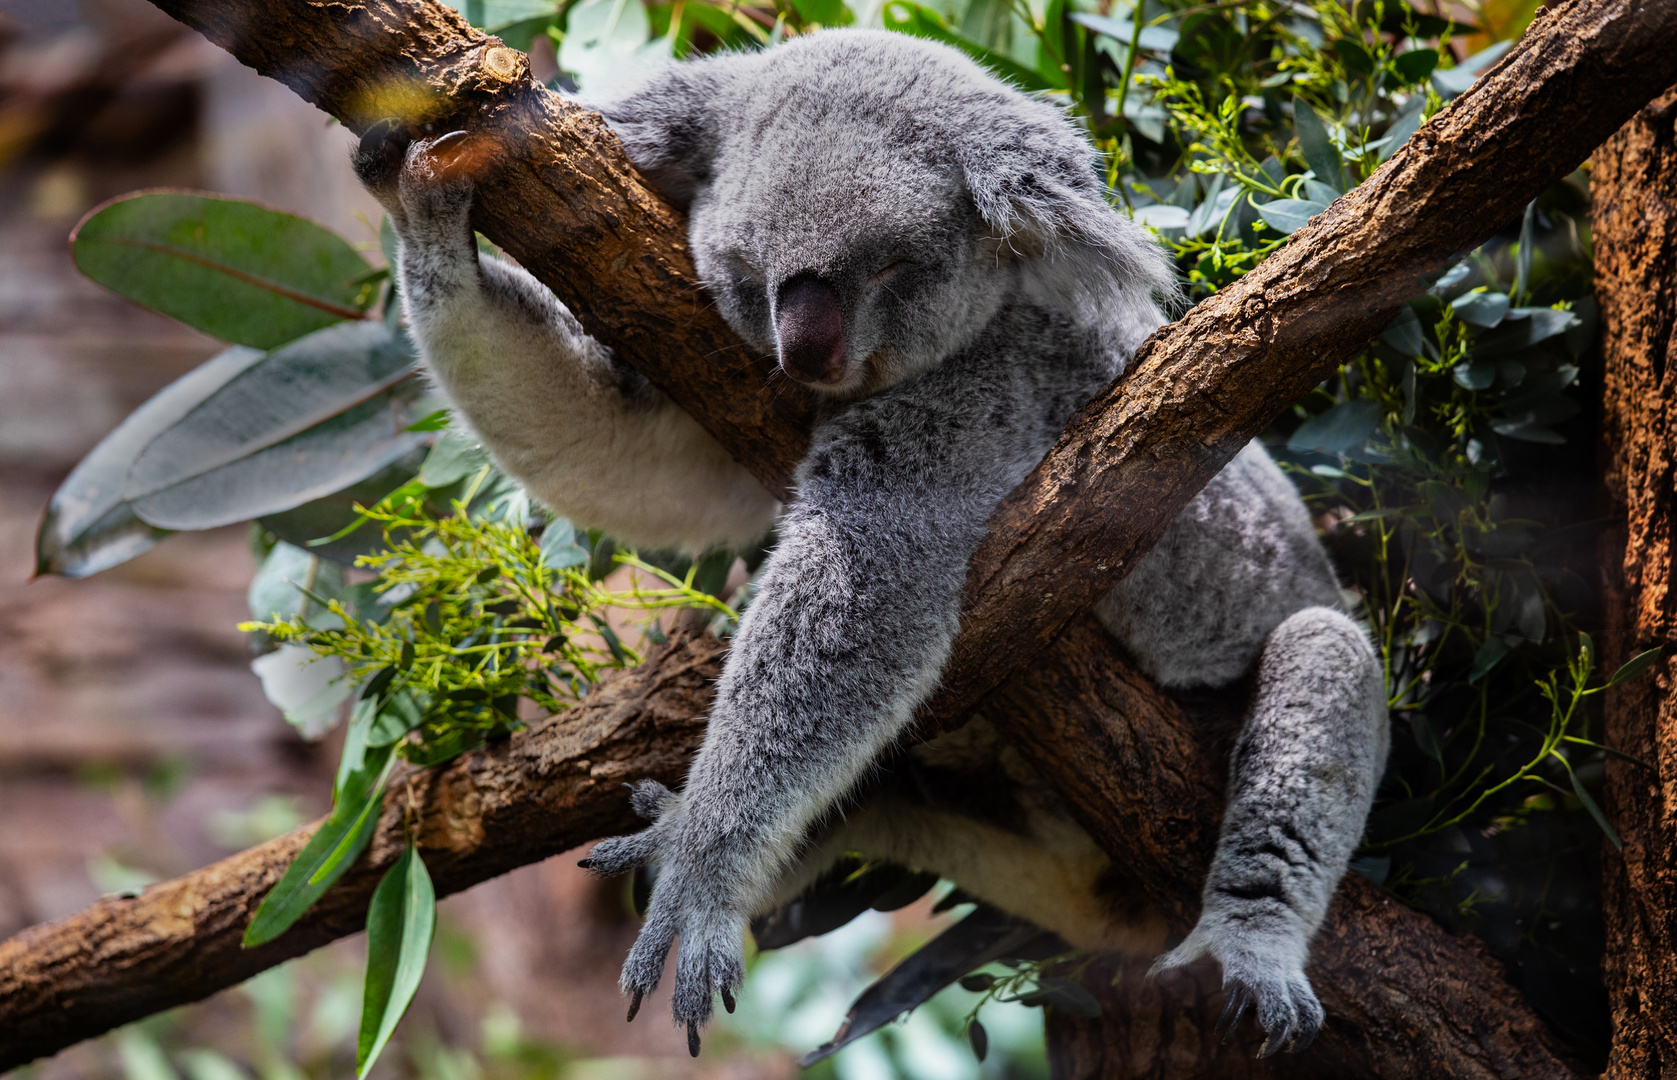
left=349, top=120, right=476, bottom=228
left=1150, top=925, right=1323, bottom=1057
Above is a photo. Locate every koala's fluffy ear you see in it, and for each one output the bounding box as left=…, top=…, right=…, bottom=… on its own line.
left=959, top=106, right=1176, bottom=316
left=591, top=59, right=744, bottom=210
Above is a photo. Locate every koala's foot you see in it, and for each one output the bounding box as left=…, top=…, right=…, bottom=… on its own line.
left=1150, top=923, right=1323, bottom=1057
left=581, top=781, right=746, bottom=1056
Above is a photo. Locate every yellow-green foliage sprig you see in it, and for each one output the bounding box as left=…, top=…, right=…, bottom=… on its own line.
left=242, top=469, right=732, bottom=768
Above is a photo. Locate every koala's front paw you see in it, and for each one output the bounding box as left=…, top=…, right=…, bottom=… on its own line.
left=580, top=781, right=744, bottom=1056
left=349, top=121, right=477, bottom=232
left=1150, top=924, right=1323, bottom=1057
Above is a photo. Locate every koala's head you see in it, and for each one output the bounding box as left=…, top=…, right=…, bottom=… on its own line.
left=595, top=30, right=1173, bottom=397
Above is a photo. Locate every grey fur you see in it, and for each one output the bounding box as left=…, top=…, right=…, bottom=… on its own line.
left=351, top=28, right=1388, bottom=1054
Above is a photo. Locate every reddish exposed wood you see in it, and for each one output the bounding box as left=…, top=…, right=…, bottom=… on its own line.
left=1595, top=83, right=1677, bottom=1080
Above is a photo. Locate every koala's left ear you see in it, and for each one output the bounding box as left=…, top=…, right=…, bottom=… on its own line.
left=959, top=107, right=1174, bottom=306
left=591, top=56, right=749, bottom=209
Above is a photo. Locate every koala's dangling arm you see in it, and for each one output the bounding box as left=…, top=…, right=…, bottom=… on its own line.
left=583, top=349, right=1053, bottom=1035
left=353, top=126, right=780, bottom=554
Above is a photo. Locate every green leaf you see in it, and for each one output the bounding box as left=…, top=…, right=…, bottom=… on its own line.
left=1293, top=99, right=1345, bottom=193
left=259, top=453, right=426, bottom=566
left=357, top=843, right=437, bottom=1078
left=881, top=2, right=1055, bottom=90
left=1287, top=400, right=1379, bottom=456
left=1391, top=47, right=1440, bottom=85
left=1067, top=12, right=1178, bottom=52
left=243, top=744, right=391, bottom=947
left=1607, top=647, right=1662, bottom=687
left=1566, top=764, right=1622, bottom=851
left=1132, top=203, right=1190, bottom=230
left=1468, top=637, right=1511, bottom=684
left=71, top=191, right=373, bottom=349
left=36, top=346, right=262, bottom=578
left=1256, top=197, right=1327, bottom=236
left=124, top=322, right=424, bottom=530
left=1452, top=290, right=1510, bottom=327
left=968, top=1019, right=989, bottom=1062
left=1514, top=201, right=1535, bottom=300
left=1378, top=105, right=1422, bottom=163
left=418, top=429, right=493, bottom=489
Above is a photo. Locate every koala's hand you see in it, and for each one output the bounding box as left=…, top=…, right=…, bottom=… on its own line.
left=579, top=781, right=746, bottom=1057
left=349, top=118, right=477, bottom=231
left=1149, top=918, right=1323, bottom=1057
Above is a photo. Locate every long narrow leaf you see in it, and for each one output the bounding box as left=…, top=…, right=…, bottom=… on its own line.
left=124, top=322, right=424, bottom=530
left=1608, top=647, right=1662, bottom=687
left=35, top=346, right=263, bottom=578
left=71, top=191, right=373, bottom=349
left=357, top=843, right=437, bottom=1077
left=880, top=1, right=1055, bottom=90
left=1566, top=765, right=1622, bottom=851
left=242, top=745, right=392, bottom=947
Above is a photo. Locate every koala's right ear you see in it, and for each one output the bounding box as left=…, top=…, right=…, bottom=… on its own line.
left=591, top=59, right=743, bottom=210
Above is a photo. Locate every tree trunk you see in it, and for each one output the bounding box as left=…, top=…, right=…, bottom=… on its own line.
left=1596, top=83, right=1677, bottom=1080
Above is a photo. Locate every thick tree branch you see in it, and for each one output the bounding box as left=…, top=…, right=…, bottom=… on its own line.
left=3, top=0, right=1671, bottom=1071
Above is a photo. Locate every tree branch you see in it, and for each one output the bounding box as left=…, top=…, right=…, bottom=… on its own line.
left=3, top=0, right=1672, bottom=1071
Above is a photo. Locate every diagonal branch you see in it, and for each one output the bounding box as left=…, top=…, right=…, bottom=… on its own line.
left=3, top=0, right=1673, bottom=1071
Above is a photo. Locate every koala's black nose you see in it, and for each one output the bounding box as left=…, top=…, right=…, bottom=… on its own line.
left=775, top=276, right=847, bottom=386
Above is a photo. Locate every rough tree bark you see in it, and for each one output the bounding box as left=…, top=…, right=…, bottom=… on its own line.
left=4, top=0, right=1674, bottom=1072
left=1596, top=83, right=1677, bottom=1080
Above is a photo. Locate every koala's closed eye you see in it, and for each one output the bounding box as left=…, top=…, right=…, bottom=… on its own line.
left=869, top=258, right=911, bottom=285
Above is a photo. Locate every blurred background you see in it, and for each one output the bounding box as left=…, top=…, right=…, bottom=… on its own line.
left=0, top=1, right=1047, bottom=1076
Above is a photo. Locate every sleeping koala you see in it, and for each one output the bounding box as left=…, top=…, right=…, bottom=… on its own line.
left=351, top=28, right=1388, bottom=1059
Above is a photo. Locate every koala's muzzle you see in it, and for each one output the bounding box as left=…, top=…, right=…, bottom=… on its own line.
left=775, top=276, right=847, bottom=385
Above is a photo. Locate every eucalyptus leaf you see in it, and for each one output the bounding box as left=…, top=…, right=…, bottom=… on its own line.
left=1452, top=290, right=1510, bottom=328
left=539, top=517, right=589, bottom=570
left=1256, top=197, right=1327, bottom=236
left=1566, top=766, right=1621, bottom=851
left=1468, top=637, right=1511, bottom=684
left=1431, top=41, right=1511, bottom=97
left=36, top=346, right=262, bottom=578
left=259, top=453, right=426, bottom=566
left=417, top=430, right=492, bottom=488
left=800, top=905, right=1061, bottom=1066
left=357, top=843, right=437, bottom=1077
left=1131, top=203, right=1190, bottom=230
left=1381, top=304, right=1424, bottom=356
left=125, top=322, right=424, bottom=529
left=243, top=744, right=392, bottom=947
left=1607, top=647, right=1662, bottom=687
left=71, top=191, right=373, bottom=349
left=1292, top=99, right=1344, bottom=193
left=1067, top=12, right=1178, bottom=51
left=881, top=1, right=1053, bottom=90
left=1378, top=105, right=1422, bottom=163
left=1287, top=399, right=1379, bottom=456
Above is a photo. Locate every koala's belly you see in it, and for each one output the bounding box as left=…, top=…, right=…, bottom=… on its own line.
left=1093, top=441, right=1344, bottom=690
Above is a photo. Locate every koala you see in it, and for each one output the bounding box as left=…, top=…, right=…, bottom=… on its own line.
left=351, top=28, right=1389, bottom=1060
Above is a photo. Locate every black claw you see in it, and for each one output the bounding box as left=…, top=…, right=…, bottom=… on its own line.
left=687, top=1020, right=701, bottom=1057
left=430, top=129, right=471, bottom=161
left=721, top=988, right=736, bottom=1014
left=1216, top=988, right=1251, bottom=1043
left=1293, top=1021, right=1320, bottom=1053
left=625, top=990, right=643, bottom=1023
left=353, top=117, right=410, bottom=187
left=577, top=857, right=595, bottom=870
left=1257, top=1018, right=1291, bottom=1059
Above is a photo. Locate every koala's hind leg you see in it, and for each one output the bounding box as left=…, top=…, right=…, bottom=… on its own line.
left=1153, top=607, right=1388, bottom=1056
left=349, top=123, right=779, bottom=554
